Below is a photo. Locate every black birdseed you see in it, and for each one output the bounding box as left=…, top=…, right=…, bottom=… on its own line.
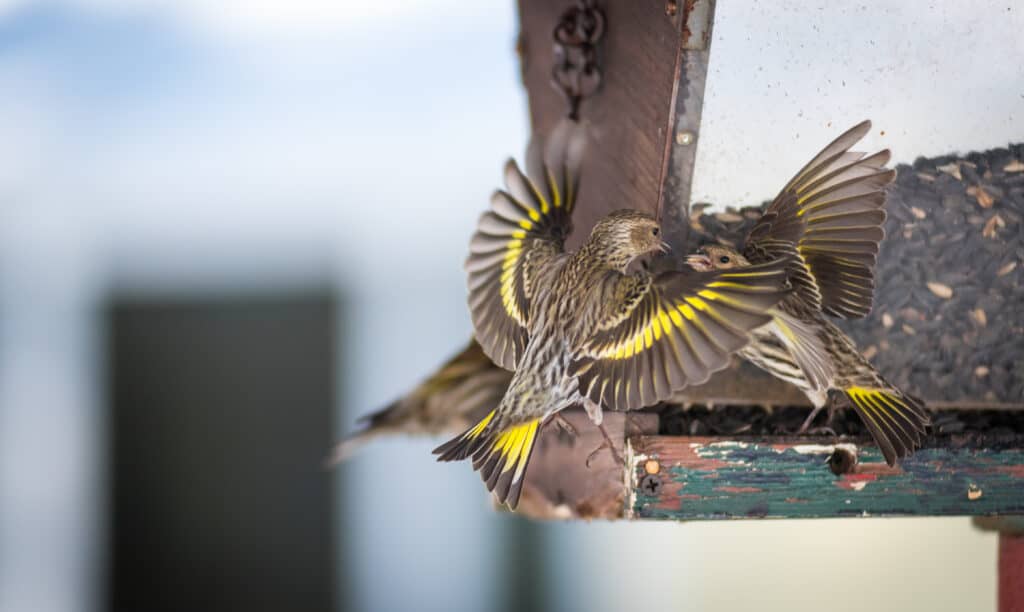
left=654, top=403, right=1024, bottom=444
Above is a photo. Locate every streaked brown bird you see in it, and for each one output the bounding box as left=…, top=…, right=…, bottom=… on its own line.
left=326, top=340, right=510, bottom=464
left=685, top=120, right=931, bottom=465
left=434, top=119, right=793, bottom=508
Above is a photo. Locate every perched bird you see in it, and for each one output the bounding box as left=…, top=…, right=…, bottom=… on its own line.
left=685, top=121, right=930, bottom=465
left=434, top=119, right=793, bottom=508
left=326, top=340, right=511, bottom=464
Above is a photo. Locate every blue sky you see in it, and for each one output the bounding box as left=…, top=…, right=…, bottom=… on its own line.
left=0, top=1, right=528, bottom=297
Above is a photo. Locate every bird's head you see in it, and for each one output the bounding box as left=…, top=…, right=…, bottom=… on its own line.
left=587, top=210, right=669, bottom=271
left=685, top=244, right=750, bottom=272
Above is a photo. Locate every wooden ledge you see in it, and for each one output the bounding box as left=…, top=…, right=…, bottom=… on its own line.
left=628, top=434, right=1024, bottom=520
left=515, top=406, right=1024, bottom=521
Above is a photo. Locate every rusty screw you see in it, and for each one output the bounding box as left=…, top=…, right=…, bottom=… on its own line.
left=827, top=447, right=858, bottom=476
left=640, top=474, right=663, bottom=495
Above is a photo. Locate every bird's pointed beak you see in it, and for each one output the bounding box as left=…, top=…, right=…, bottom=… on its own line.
left=686, top=254, right=712, bottom=271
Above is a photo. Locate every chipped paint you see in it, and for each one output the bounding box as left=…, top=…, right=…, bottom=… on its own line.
left=631, top=436, right=1024, bottom=520
left=789, top=442, right=858, bottom=456
left=624, top=439, right=647, bottom=519
left=834, top=473, right=878, bottom=492
left=837, top=479, right=869, bottom=492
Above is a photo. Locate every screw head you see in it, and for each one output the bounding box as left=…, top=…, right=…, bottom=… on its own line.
left=827, top=447, right=858, bottom=475
left=640, top=474, right=663, bottom=495
left=676, top=131, right=695, bottom=146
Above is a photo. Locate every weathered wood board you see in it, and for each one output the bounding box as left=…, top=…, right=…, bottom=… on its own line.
left=517, top=411, right=659, bottom=520
left=630, top=435, right=1024, bottom=520
left=517, top=0, right=697, bottom=249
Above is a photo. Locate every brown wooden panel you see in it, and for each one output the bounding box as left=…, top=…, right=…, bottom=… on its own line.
left=518, top=1, right=682, bottom=249
left=516, top=410, right=659, bottom=520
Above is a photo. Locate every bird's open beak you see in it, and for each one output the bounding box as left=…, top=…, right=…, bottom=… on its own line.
left=685, top=254, right=712, bottom=271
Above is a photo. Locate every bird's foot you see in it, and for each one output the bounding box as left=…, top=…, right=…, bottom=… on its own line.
left=553, top=414, right=579, bottom=444
left=585, top=421, right=624, bottom=468
left=797, top=393, right=846, bottom=435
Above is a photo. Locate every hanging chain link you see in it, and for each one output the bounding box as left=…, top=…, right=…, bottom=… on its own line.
left=551, top=0, right=605, bottom=120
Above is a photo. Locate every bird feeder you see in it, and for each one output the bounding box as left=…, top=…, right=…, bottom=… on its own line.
left=514, top=1, right=1023, bottom=606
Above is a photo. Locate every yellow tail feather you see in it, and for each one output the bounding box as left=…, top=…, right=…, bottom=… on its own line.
left=433, top=410, right=541, bottom=509
left=474, top=419, right=540, bottom=508
left=845, top=386, right=929, bottom=466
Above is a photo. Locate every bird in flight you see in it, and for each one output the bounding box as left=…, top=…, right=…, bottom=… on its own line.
left=434, top=119, right=792, bottom=508
left=685, top=120, right=930, bottom=465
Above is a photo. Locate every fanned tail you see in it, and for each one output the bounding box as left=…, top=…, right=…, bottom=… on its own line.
left=433, top=409, right=541, bottom=509
left=844, top=386, right=930, bottom=465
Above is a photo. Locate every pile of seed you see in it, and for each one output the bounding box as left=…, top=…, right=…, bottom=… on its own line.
left=686, top=142, right=1024, bottom=404
left=656, top=403, right=1024, bottom=439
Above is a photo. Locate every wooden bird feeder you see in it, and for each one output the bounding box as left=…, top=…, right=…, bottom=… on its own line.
left=514, top=1, right=1023, bottom=607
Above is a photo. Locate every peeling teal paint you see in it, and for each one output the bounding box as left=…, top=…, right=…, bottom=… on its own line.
left=633, top=439, right=1024, bottom=520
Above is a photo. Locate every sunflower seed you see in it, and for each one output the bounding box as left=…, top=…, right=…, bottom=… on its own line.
left=937, top=162, right=962, bottom=180
left=925, top=282, right=953, bottom=299
left=982, top=214, right=1004, bottom=239
left=971, top=308, right=988, bottom=327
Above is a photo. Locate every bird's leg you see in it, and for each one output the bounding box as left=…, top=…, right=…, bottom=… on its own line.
left=582, top=399, right=624, bottom=467
left=797, top=405, right=826, bottom=434
left=583, top=397, right=603, bottom=425
left=553, top=413, right=579, bottom=444
left=799, top=392, right=844, bottom=437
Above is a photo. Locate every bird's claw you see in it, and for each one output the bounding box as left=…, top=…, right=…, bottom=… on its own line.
left=553, top=414, right=579, bottom=444
left=585, top=439, right=624, bottom=468
left=585, top=422, right=625, bottom=467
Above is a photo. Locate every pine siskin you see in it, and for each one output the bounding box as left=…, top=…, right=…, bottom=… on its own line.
left=327, top=340, right=511, bottom=464
left=685, top=120, right=931, bottom=465
left=434, top=119, right=793, bottom=508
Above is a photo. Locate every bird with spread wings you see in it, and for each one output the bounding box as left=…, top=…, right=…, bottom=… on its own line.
left=433, top=119, right=793, bottom=508
left=686, top=121, right=930, bottom=465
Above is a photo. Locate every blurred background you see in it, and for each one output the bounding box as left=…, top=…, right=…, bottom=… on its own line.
left=1, top=1, right=1020, bottom=611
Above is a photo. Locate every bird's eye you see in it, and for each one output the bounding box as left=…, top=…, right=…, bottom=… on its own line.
left=719, top=255, right=731, bottom=264
left=651, top=227, right=660, bottom=236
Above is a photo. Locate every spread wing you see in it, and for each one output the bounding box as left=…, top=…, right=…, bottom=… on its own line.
left=466, top=120, right=586, bottom=370
left=569, top=259, right=792, bottom=412
left=743, top=120, right=895, bottom=318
